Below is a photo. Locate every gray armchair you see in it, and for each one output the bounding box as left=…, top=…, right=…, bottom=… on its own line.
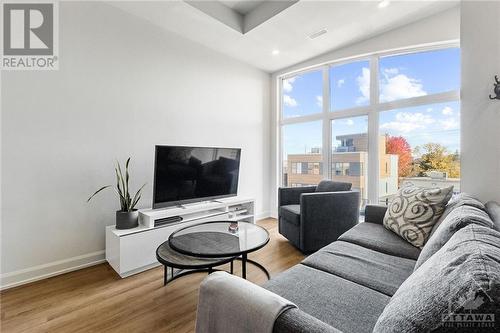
left=278, top=180, right=360, bottom=253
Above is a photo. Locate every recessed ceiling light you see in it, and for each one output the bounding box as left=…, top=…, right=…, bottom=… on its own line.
left=272, top=49, right=280, bottom=55
left=378, top=0, right=390, bottom=9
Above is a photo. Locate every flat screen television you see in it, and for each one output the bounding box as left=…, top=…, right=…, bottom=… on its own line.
left=153, top=145, right=241, bottom=209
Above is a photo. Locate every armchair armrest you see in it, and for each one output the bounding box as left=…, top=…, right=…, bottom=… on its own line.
left=300, top=191, right=360, bottom=252
left=278, top=186, right=316, bottom=206
left=364, top=205, right=388, bottom=225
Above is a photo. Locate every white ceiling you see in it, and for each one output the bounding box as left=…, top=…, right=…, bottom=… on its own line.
left=110, top=0, right=458, bottom=73
left=219, top=0, right=266, bottom=15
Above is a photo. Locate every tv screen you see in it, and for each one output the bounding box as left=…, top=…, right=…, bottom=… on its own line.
left=153, top=146, right=241, bottom=209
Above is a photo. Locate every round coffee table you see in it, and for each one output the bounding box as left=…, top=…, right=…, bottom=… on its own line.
left=169, top=221, right=270, bottom=280
left=156, top=241, right=236, bottom=286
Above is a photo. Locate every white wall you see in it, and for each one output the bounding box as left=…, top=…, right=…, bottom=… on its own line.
left=0, top=2, right=271, bottom=288
left=269, top=7, right=460, bottom=216
left=460, top=1, right=500, bottom=203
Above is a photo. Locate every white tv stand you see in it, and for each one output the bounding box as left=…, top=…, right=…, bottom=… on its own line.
left=105, top=197, right=255, bottom=278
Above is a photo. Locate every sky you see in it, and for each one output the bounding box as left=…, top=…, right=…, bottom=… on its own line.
left=282, top=47, right=461, bottom=157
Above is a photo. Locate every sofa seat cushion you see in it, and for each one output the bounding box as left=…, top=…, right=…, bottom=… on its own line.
left=302, top=241, right=416, bottom=296
left=264, top=264, right=390, bottom=333
left=339, top=222, right=421, bottom=260
left=279, top=205, right=301, bottom=226
left=374, top=224, right=500, bottom=333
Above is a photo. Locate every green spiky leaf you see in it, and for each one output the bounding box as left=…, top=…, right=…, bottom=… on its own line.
left=130, top=183, right=147, bottom=210
left=87, top=185, right=111, bottom=202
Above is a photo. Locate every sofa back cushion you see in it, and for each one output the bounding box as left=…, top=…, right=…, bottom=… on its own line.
left=373, top=224, right=500, bottom=333
left=486, top=201, right=500, bottom=231
left=414, top=205, right=493, bottom=270
left=428, top=193, right=485, bottom=240
left=383, top=185, right=453, bottom=248
left=315, top=180, right=351, bottom=193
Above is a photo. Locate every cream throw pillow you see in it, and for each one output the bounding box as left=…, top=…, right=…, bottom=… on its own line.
left=383, top=185, right=454, bottom=248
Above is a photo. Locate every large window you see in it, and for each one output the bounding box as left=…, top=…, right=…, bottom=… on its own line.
left=280, top=46, right=460, bottom=206
left=282, top=70, right=323, bottom=119
left=282, top=121, right=322, bottom=187
left=379, top=101, right=460, bottom=204
left=379, top=48, right=460, bottom=102
left=331, top=116, right=369, bottom=207
left=330, top=60, right=370, bottom=111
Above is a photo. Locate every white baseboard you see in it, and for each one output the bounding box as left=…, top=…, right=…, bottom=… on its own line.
left=256, top=211, right=272, bottom=220
left=0, top=251, right=105, bottom=290
left=1, top=211, right=274, bottom=290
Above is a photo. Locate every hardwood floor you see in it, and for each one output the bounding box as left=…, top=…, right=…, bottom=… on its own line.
left=0, top=219, right=304, bottom=333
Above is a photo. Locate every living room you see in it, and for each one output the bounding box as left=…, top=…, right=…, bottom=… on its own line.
left=1, top=0, right=499, bottom=332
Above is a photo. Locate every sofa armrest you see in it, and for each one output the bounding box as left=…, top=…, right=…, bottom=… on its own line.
left=196, top=272, right=296, bottom=333
left=300, top=191, right=360, bottom=252
left=364, top=205, right=387, bottom=225
left=279, top=186, right=316, bottom=207
left=274, top=308, right=341, bottom=333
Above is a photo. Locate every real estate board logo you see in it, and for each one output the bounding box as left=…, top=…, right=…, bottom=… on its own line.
left=441, top=278, right=496, bottom=329
left=1, top=1, right=58, bottom=70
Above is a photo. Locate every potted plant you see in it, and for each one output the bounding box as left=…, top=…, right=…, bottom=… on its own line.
left=88, top=158, right=146, bottom=229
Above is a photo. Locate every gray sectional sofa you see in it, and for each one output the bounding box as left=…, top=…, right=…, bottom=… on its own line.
left=267, top=204, right=421, bottom=333
left=196, top=194, right=500, bottom=333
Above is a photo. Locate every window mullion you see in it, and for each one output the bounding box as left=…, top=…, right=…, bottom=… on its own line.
left=368, top=56, right=380, bottom=205
left=322, top=66, right=331, bottom=180
left=278, top=78, right=284, bottom=186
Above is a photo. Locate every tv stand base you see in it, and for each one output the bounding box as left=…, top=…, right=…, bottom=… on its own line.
left=105, top=197, right=255, bottom=278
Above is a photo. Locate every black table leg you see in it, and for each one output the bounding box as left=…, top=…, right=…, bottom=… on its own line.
left=164, top=265, right=168, bottom=286
left=230, top=260, right=234, bottom=274
left=233, top=257, right=270, bottom=280
left=242, top=253, right=247, bottom=279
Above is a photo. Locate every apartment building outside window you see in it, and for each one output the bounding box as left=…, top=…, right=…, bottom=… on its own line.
left=279, top=45, right=460, bottom=207
left=333, top=162, right=363, bottom=177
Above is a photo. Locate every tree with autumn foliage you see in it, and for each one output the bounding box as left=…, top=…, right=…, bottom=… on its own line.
left=386, top=135, right=413, bottom=178
left=416, top=143, right=460, bottom=178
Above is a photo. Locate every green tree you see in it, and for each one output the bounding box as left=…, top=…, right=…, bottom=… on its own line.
left=416, top=143, right=460, bottom=178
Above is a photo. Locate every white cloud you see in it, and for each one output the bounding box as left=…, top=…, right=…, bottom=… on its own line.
left=283, top=77, right=295, bottom=93
left=283, top=94, right=297, bottom=107
left=442, top=106, right=453, bottom=115
left=380, top=112, right=435, bottom=133
left=316, top=95, right=323, bottom=108
left=426, top=107, right=433, bottom=113
left=356, top=67, right=370, bottom=104
left=344, top=119, right=354, bottom=126
left=383, top=67, right=400, bottom=75
left=379, top=68, right=427, bottom=102
left=440, top=118, right=459, bottom=130
left=355, top=67, right=427, bottom=104
left=337, top=79, right=345, bottom=88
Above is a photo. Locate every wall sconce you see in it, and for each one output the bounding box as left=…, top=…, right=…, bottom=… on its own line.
left=489, top=75, right=500, bottom=100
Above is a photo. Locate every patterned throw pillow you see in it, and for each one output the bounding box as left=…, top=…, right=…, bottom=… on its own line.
left=383, top=185, right=454, bottom=248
